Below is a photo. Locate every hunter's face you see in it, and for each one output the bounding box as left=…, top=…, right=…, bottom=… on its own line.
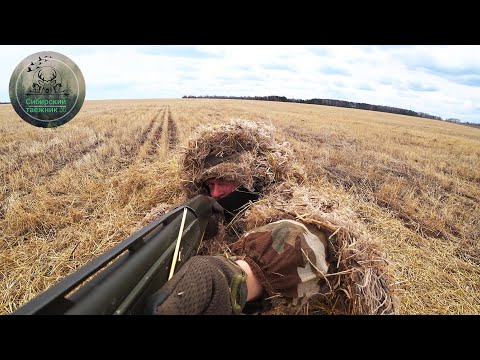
left=205, top=178, right=238, bottom=200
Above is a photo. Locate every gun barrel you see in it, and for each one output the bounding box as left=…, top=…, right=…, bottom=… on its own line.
left=12, top=195, right=215, bottom=315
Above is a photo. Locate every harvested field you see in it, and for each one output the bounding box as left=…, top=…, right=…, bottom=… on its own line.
left=1, top=98, right=479, bottom=315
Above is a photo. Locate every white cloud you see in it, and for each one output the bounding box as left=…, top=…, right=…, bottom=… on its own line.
left=1, top=45, right=479, bottom=123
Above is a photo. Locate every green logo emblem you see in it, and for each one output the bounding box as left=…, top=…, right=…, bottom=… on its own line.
left=9, top=51, right=86, bottom=128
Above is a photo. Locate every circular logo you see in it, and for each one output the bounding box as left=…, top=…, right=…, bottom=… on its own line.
left=9, top=51, right=86, bottom=128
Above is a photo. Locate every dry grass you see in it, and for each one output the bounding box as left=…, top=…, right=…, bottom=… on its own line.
left=1, top=98, right=479, bottom=315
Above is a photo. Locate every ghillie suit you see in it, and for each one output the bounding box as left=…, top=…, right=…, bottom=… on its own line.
left=146, top=119, right=397, bottom=315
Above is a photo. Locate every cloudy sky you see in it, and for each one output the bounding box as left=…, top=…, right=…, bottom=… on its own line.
left=1, top=45, right=479, bottom=123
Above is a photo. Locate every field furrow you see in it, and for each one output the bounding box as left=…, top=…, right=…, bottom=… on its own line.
left=145, top=108, right=166, bottom=158
left=167, top=106, right=179, bottom=151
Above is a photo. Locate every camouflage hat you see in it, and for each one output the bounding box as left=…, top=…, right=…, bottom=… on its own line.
left=180, top=119, right=302, bottom=197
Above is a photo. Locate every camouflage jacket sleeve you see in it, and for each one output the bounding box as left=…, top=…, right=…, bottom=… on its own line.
left=230, top=218, right=330, bottom=306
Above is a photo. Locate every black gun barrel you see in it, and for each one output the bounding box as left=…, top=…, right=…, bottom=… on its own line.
left=11, top=195, right=215, bottom=315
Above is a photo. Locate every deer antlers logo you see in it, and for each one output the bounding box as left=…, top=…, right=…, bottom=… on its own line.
left=27, top=65, right=67, bottom=95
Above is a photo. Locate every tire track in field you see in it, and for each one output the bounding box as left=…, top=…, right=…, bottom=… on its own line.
left=132, top=109, right=159, bottom=151
left=167, top=106, right=179, bottom=151
left=146, top=106, right=166, bottom=157
left=117, top=106, right=165, bottom=167
left=114, top=108, right=163, bottom=167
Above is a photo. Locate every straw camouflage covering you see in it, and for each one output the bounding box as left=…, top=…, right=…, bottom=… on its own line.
left=180, top=119, right=304, bottom=197
left=241, top=185, right=397, bottom=314
left=179, top=119, right=397, bottom=315
left=143, top=120, right=397, bottom=314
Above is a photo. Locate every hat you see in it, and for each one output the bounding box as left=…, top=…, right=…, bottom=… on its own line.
left=180, top=119, right=299, bottom=197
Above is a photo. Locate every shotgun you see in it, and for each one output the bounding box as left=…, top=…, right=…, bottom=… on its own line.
left=11, top=195, right=218, bottom=315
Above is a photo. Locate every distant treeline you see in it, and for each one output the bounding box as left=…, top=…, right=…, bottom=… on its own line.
left=183, top=95, right=445, bottom=120
left=445, top=118, right=480, bottom=128
left=184, top=95, right=480, bottom=127
left=183, top=95, right=480, bottom=127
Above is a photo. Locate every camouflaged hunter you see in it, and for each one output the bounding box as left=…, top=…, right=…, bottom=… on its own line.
left=146, top=119, right=397, bottom=315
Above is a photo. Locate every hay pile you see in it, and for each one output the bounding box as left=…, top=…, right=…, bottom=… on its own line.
left=179, top=119, right=397, bottom=314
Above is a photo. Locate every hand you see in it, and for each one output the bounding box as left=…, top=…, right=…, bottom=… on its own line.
left=203, top=197, right=224, bottom=240
left=145, top=255, right=247, bottom=315
left=211, top=198, right=225, bottom=213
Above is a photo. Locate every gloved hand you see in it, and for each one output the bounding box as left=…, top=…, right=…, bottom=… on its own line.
left=203, top=197, right=225, bottom=240
left=145, top=255, right=247, bottom=315
left=229, top=219, right=330, bottom=306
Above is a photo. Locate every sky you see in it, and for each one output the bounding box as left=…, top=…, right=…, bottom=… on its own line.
left=1, top=45, right=479, bottom=124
